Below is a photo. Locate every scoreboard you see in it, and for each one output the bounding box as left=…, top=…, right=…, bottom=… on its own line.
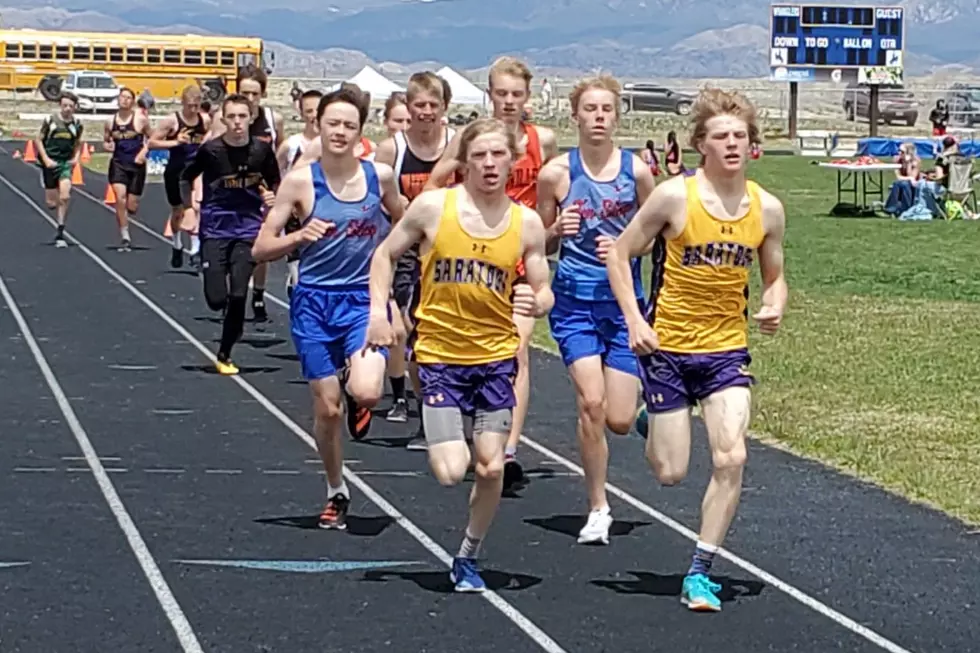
left=769, top=4, right=905, bottom=83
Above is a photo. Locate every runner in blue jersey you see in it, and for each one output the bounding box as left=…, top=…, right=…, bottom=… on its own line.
left=179, top=93, right=280, bottom=376
left=253, top=86, right=404, bottom=530
left=536, top=75, right=656, bottom=545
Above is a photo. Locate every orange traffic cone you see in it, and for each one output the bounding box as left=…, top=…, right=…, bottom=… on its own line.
left=103, top=183, right=116, bottom=205
left=80, top=143, right=91, bottom=163
left=23, top=140, right=36, bottom=163
left=71, top=162, right=83, bottom=184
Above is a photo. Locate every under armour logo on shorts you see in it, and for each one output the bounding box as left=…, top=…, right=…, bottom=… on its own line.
left=426, top=393, right=444, bottom=405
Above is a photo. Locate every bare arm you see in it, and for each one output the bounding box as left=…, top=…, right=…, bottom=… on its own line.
left=147, top=115, right=179, bottom=150
left=252, top=168, right=310, bottom=262
left=103, top=117, right=114, bottom=151
left=520, top=208, right=555, bottom=317
left=275, top=138, right=291, bottom=173
left=756, top=191, right=788, bottom=319
left=631, top=154, right=658, bottom=255
left=34, top=118, right=53, bottom=166
left=535, top=156, right=567, bottom=254
left=607, top=177, right=685, bottom=325
left=375, top=162, right=405, bottom=224
left=273, top=110, right=285, bottom=149
left=69, top=124, right=84, bottom=164
left=372, top=137, right=396, bottom=167
left=179, top=145, right=208, bottom=209
left=205, top=107, right=225, bottom=141
left=423, top=131, right=463, bottom=190
left=294, top=138, right=322, bottom=168
left=536, top=126, right=560, bottom=163
left=368, top=191, right=441, bottom=317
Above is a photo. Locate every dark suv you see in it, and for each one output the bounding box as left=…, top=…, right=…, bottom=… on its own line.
left=621, top=83, right=695, bottom=115
left=841, top=83, right=918, bottom=126
left=944, top=83, right=980, bottom=127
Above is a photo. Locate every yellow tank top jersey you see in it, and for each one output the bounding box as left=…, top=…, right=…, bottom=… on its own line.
left=649, top=175, right=766, bottom=354
left=413, top=188, right=524, bottom=365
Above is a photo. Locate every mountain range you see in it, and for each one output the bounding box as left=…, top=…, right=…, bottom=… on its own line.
left=1, top=1, right=979, bottom=79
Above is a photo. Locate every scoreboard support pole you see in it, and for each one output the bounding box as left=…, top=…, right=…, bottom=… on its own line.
left=788, top=82, right=799, bottom=140
left=867, top=85, right=880, bottom=138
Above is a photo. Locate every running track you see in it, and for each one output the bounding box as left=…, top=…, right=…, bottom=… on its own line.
left=0, top=145, right=974, bottom=652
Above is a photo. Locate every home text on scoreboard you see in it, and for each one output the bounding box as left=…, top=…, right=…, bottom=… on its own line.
left=769, top=4, right=904, bottom=69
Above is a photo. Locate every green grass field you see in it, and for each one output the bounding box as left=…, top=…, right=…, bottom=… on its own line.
left=82, top=145, right=980, bottom=524
left=534, top=155, right=980, bottom=525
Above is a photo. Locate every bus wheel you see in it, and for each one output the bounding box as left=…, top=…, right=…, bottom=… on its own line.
left=203, top=80, right=225, bottom=103
left=38, top=76, right=62, bottom=101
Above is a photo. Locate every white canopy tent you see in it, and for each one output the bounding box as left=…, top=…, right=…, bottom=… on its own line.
left=436, top=66, right=489, bottom=106
left=330, top=66, right=405, bottom=101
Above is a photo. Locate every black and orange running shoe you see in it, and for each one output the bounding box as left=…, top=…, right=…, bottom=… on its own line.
left=318, top=493, right=349, bottom=530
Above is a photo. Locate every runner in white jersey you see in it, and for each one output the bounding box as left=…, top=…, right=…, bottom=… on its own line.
left=277, top=89, right=323, bottom=296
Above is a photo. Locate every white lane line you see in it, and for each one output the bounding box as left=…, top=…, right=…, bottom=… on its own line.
left=68, top=159, right=917, bottom=653
left=0, top=269, right=203, bottom=653
left=70, top=158, right=916, bottom=653
left=2, top=169, right=568, bottom=653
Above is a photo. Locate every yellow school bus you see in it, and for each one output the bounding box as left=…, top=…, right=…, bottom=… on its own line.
left=0, top=28, right=274, bottom=102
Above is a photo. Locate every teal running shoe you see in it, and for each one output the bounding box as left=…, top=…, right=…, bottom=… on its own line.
left=633, top=404, right=649, bottom=440
left=681, top=573, right=722, bottom=612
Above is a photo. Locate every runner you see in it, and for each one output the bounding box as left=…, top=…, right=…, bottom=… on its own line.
left=276, top=89, right=323, bottom=297
left=208, top=65, right=285, bottom=323
left=253, top=86, right=403, bottom=528
left=147, top=85, right=210, bottom=269
left=35, top=92, right=83, bottom=248
left=366, top=118, right=554, bottom=590
left=536, top=75, right=656, bottom=544
left=607, top=88, right=787, bottom=611
left=178, top=93, right=280, bottom=375
left=103, top=87, right=151, bottom=251
left=426, top=55, right=559, bottom=492
left=371, top=71, right=455, bottom=447
left=378, top=91, right=411, bottom=423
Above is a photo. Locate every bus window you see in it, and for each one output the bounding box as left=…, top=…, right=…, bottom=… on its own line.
left=237, top=52, right=256, bottom=69
left=73, top=45, right=92, bottom=60
left=92, top=46, right=107, bottom=62
left=220, top=51, right=234, bottom=66
left=262, top=50, right=275, bottom=72
left=39, top=45, right=53, bottom=59
left=147, top=48, right=161, bottom=63
left=4, top=43, right=20, bottom=58
left=55, top=45, right=70, bottom=60
left=22, top=43, right=36, bottom=58
left=110, top=46, right=124, bottom=63
left=126, top=47, right=144, bottom=63
left=164, top=49, right=180, bottom=64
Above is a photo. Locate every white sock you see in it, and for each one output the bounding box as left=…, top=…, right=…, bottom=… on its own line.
left=189, top=235, right=200, bottom=255
left=327, top=481, right=349, bottom=500
left=120, top=225, right=130, bottom=241
left=172, top=232, right=182, bottom=249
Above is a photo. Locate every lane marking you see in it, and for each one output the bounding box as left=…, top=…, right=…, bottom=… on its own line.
left=204, top=469, right=243, bottom=475
left=67, top=160, right=915, bottom=653
left=0, top=268, right=204, bottom=653
left=145, top=468, right=186, bottom=475
left=108, top=364, right=158, bottom=371
left=65, top=160, right=917, bottom=653
left=13, top=467, right=57, bottom=473
left=3, top=169, right=568, bottom=653
left=174, top=559, right=426, bottom=573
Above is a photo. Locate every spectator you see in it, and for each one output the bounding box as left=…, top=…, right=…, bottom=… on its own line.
left=929, top=100, right=949, bottom=136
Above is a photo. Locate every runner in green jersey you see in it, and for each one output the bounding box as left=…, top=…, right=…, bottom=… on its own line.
left=35, top=92, right=84, bottom=248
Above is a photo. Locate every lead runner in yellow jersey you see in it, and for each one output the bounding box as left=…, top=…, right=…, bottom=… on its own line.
left=367, top=118, right=553, bottom=593
left=607, top=88, right=787, bottom=613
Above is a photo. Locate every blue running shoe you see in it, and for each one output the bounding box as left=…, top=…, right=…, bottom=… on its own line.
left=450, top=557, right=486, bottom=593
left=681, top=573, right=722, bottom=612
left=633, top=404, right=649, bottom=440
